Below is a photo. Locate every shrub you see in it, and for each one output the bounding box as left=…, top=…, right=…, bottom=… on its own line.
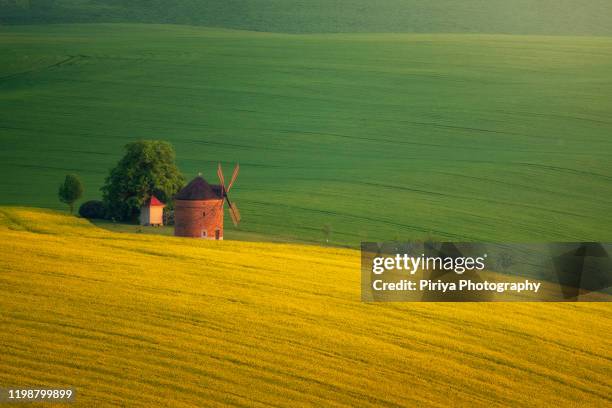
left=79, top=200, right=107, bottom=219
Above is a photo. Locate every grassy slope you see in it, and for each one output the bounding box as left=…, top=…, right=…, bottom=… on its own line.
left=0, top=207, right=610, bottom=407
left=2, top=0, right=612, bottom=36
left=1, top=25, right=612, bottom=245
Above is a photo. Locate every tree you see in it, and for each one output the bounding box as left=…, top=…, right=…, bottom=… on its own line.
left=58, top=174, right=83, bottom=214
left=101, top=140, right=184, bottom=221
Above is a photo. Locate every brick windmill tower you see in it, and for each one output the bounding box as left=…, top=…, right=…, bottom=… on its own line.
left=174, top=163, right=241, bottom=239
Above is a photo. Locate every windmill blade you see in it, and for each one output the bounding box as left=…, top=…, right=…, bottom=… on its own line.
left=217, top=162, right=226, bottom=194
left=228, top=206, right=238, bottom=227
left=227, top=163, right=240, bottom=192
left=230, top=202, right=241, bottom=222
left=228, top=201, right=241, bottom=226
left=225, top=194, right=240, bottom=225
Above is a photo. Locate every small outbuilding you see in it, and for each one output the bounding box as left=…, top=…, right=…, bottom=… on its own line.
left=140, top=195, right=165, bottom=226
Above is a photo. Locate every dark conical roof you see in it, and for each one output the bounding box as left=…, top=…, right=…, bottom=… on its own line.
left=175, top=176, right=223, bottom=200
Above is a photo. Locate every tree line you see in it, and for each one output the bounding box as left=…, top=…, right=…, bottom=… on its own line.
left=58, top=140, right=184, bottom=222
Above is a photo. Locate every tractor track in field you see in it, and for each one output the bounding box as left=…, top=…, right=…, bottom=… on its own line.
left=242, top=198, right=479, bottom=241
left=280, top=177, right=598, bottom=220
left=0, top=55, right=88, bottom=83
left=272, top=128, right=612, bottom=156
left=430, top=171, right=612, bottom=205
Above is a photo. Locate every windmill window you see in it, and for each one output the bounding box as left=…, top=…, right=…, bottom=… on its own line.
left=201, top=230, right=207, bottom=238
left=202, top=211, right=206, bottom=217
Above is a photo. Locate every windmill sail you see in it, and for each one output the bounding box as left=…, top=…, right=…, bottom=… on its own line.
left=218, top=162, right=241, bottom=227
left=230, top=202, right=241, bottom=222
left=228, top=202, right=240, bottom=227
left=217, top=163, right=226, bottom=194
left=227, top=163, right=240, bottom=192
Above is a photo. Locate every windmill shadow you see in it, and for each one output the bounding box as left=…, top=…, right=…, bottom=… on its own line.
left=551, top=242, right=612, bottom=300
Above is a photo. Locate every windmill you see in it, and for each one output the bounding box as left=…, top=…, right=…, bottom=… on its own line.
left=217, top=163, right=241, bottom=227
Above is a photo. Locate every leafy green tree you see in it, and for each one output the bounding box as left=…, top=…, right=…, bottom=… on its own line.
left=58, top=173, right=83, bottom=214
left=102, top=140, right=184, bottom=221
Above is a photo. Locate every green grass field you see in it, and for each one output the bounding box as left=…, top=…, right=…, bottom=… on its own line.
left=2, top=24, right=612, bottom=245
left=2, top=0, right=612, bottom=35
left=1, top=208, right=610, bottom=406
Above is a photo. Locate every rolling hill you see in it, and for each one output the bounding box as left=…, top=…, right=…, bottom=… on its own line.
left=0, top=207, right=611, bottom=406
left=1, top=24, right=612, bottom=245
left=2, top=0, right=612, bottom=36
left=1, top=3, right=611, bottom=407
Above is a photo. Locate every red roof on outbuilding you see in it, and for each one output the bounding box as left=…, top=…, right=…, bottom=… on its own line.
left=146, top=195, right=165, bottom=207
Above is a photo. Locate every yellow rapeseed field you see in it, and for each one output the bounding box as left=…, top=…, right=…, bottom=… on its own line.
left=0, top=208, right=610, bottom=407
